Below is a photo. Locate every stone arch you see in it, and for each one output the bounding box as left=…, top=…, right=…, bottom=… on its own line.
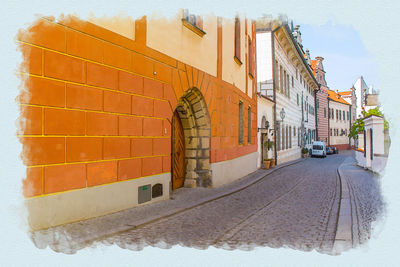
left=174, top=87, right=211, bottom=188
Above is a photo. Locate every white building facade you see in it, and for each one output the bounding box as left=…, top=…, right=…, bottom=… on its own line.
left=328, top=90, right=352, bottom=150
left=256, top=21, right=319, bottom=164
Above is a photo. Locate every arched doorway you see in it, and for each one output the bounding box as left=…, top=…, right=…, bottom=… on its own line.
left=171, top=87, right=211, bottom=189
left=171, top=110, right=185, bottom=189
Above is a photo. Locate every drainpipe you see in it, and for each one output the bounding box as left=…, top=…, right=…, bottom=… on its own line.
left=271, top=25, right=282, bottom=165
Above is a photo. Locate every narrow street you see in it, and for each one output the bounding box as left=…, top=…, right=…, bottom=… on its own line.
left=97, top=151, right=383, bottom=254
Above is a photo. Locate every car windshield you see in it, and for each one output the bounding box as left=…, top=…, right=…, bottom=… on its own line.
left=313, top=145, right=323, bottom=150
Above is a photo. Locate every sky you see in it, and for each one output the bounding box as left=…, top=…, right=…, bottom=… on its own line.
left=298, top=22, right=379, bottom=92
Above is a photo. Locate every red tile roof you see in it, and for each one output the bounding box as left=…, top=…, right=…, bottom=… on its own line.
left=327, top=90, right=350, bottom=105
left=338, top=91, right=352, bottom=96
left=310, top=60, right=317, bottom=76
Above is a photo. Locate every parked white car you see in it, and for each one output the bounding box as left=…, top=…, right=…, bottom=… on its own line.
left=311, top=141, right=326, bottom=158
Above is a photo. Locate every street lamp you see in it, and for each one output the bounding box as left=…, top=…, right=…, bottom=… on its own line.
left=280, top=108, right=286, bottom=123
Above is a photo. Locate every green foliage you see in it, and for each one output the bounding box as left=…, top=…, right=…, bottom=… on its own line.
left=263, top=139, right=274, bottom=151
left=350, top=107, right=389, bottom=140
left=349, top=118, right=364, bottom=139
left=301, top=147, right=308, bottom=154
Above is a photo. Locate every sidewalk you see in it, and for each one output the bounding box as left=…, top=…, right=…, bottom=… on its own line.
left=332, top=150, right=378, bottom=254
left=31, top=158, right=305, bottom=253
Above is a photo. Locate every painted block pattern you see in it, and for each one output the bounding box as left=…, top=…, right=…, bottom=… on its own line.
left=18, top=16, right=257, bottom=198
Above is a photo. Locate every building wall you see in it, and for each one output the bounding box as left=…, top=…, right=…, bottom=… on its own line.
left=329, top=100, right=351, bottom=147
left=18, top=14, right=257, bottom=229
left=257, top=95, right=274, bottom=168
left=256, top=32, right=272, bottom=83
left=273, top=32, right=316, bottom=163
left=316, top=85, right=329, bottom=143
left=146, top=12, right=217, bottom=77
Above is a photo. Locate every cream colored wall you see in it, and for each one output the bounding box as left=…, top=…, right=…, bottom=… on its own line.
left=221, top=17, right=247, bottom=94
left=26, top=173, right=170, bottom=230
left=257, top=96, right=274, bottom=168
left=329, top=100, right=350, bottom=145
left=88, top=15, right=135, bottom=40
left=211, top=152, right=258, bottom=187
left=146, top=11, right=218, bottom=77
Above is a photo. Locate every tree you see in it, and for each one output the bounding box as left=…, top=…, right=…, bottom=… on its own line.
left=349, top=107, right=389, bottom=140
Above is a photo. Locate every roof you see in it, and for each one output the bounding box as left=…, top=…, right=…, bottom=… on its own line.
left=310, top=60, right=317, bottom=76
left=327, top=90, right=351, bottom=105
left=338, top=91, right=352, bottom=96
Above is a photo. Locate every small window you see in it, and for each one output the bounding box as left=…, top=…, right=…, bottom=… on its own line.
left=182, top=10, right=205, bottom=37
left=292, top=76, right=294, bottom=87
left=297, top=93, right=299, bottom=105
left=248, top=38, right=254, bottom=78
left=234, top=17, right=241, bottom=64
left=279, top=65, right=283, bottom=93
left=274, top=60, right=278, bottom=90
left=238, top=101, right=244, bottom=144
left=296, top=69, right=298, bottom=80
left=247, top=106, right=251, bottom=144
left=324, top=107, right=326, bottom=118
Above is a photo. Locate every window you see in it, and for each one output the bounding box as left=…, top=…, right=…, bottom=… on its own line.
left=298, top=127, right=300, bottom=147
left=275, top=60, right=279, bottom=90
left=316, top=99, right=319, bottom=109
left=277, top=124, right=281, bottom=151
left=292, top=76, right=294, bottom=87
left=330, top=129, right=332, bottom=136
left=294, top=127, right=296, bottom=136
left=283, top=70, right=287, bottom=96
left=324, top=108, right=326, bottom=118
left=183, top=10, right=205, bottom=37
left=282, top=124, right=285, bottom=150
left=238, top=101, right=244, bottom=144
left=286, top=125, right=289, bottom=149
left=247, top=107, right=251, bottom=144
left=343, top=110, right=345, bottom=121
left=347, top=111, right=349, bottom=120
left=287, top=74, right=290, bottom=98
left=297, top=93, right=299, bottom=105
left=234, top=17, right=241, bottom=63
left=296, top=69, right=298, bottom=79
left=336, top=109, right=338, bottom=120
left=248, top=38, right=254, bottom=77
left=279, top=66, right=283, bottom=93
left=289, top=126, right=292, bottom=148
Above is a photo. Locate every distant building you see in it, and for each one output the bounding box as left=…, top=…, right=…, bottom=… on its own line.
left=310, top=57, right=329, bottom=143
left=328, top=90, right=352, bottom=150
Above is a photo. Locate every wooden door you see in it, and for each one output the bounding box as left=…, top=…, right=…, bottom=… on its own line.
left=172, top=110, right=185, bottom=190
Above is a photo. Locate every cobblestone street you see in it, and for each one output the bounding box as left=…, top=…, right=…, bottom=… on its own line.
left=99, top=151, right=384, bottom=254
left=30, top=151, right=384, bottom=255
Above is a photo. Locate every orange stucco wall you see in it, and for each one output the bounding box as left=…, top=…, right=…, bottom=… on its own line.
left=18, top=15, right=257, bottom=198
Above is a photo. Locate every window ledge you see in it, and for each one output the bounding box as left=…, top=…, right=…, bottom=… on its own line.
left=234, top=56, right=242, bottom=65
left=182, top=19, right=206, bottom=37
